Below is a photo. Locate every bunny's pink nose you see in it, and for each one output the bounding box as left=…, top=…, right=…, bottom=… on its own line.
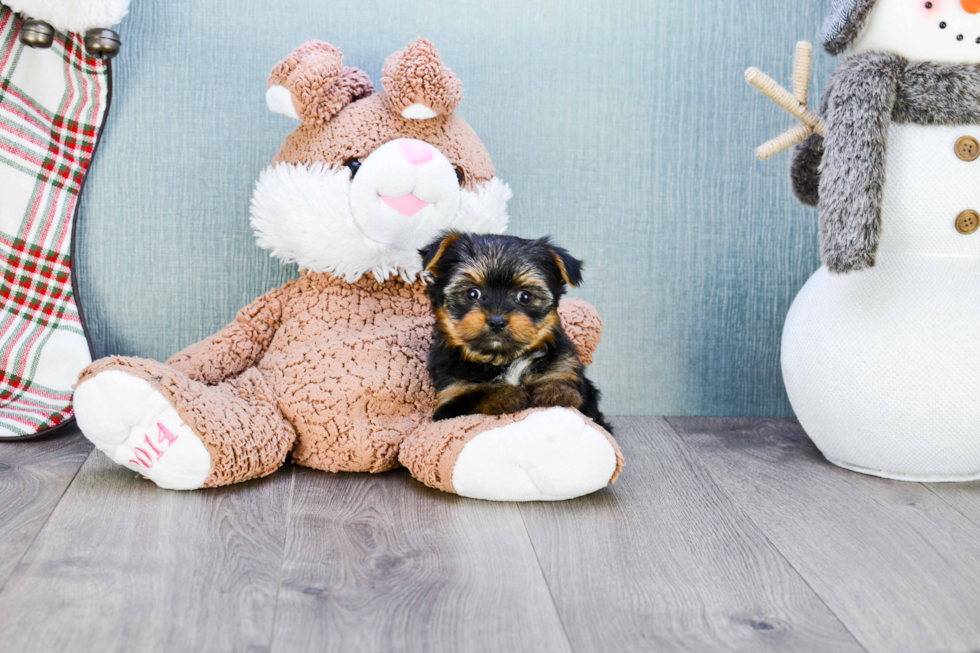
left=398, top=139, right=434, bottom=165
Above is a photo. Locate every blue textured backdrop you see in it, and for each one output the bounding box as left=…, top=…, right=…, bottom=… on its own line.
left=77, top=0, right=837, bottom=417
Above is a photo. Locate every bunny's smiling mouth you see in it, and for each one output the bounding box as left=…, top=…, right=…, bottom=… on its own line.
left=379, top=193, right=430, bottom=216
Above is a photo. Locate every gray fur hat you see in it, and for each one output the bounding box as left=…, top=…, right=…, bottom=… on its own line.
left=822, top=0, right=877, bottom=55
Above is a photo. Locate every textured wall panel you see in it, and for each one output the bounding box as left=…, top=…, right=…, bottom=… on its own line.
left=77, top=0, right=837, bottom=416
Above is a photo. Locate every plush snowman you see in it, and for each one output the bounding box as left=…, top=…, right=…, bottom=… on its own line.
left=755, top=0, right=980, bottom=480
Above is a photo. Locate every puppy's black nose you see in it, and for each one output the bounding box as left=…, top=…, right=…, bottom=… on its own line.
left=487, top=316, right=508, bottom=333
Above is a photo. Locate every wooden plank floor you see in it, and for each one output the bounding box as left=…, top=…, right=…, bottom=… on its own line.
left=1, top=418, right=979, bottom=652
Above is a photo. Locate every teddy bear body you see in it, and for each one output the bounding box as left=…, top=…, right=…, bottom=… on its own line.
left=258, top=275, right=432, bottom=473
left=170, top=274, right=435, bottom=475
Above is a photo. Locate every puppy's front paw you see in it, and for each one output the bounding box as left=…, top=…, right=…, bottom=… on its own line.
left=532, top=382, right=583, bottom=409
left=477, top=386, right=530, bottom=415
left=433, top=403, right=463, bottom=422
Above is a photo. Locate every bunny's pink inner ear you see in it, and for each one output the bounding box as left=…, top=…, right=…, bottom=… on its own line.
left=267, top=41, right=375, bottom=125
left=381, top=38, right=463, bottom=120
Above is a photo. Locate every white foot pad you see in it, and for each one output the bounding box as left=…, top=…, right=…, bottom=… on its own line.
left=74, top=371, right=211, bottom=490
left=452, top=407, right=618, bottom=502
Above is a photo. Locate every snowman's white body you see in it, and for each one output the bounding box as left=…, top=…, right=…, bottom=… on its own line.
left=784, top=123, right=980, bottom=480
left=783, top=0, right=980, bottom=480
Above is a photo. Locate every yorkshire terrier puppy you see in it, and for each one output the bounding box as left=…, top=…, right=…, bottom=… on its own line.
left=420, top=232, right=611, bottom=432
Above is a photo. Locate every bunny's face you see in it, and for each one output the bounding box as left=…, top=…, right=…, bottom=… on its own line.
left=347, top=136, right=463, bottom=252
left=250, top=40, right=510, bottom=283
left=852, top=0, right=980, bottom=61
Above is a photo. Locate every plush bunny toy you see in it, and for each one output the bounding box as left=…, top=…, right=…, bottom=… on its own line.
left=72, top=40, right=624, bottom=501
left=760, top=0, right=980, bottom=481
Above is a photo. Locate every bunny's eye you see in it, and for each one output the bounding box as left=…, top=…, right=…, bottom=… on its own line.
left=455, top=167, right=465, bottom=186
left=345, top=159, right=361, bottom=178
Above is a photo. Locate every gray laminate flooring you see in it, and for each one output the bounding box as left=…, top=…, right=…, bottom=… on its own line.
left=1, top=417, right=978, bottom=653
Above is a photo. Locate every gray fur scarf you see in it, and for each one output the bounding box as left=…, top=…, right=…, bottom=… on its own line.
left=791, top=54, right=980, bottom=273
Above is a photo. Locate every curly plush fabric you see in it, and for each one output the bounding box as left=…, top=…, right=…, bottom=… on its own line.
left=399, top=408, right=623, bottom=494
left=274, top=94, right=495, bottom=191
left=167, top=288, right=285, bottom=385
left=268, top=41, right=375, bottom=125
left=78, top=357, right=296, bottom=487
left=78, top=272, right=606, bottom=486
left=557, top=297, right=603, bottom=366
left=269, top=38, right=491, bottom=190
left=268, top=41, right=343, bottom=88
left=75, top=39, right=621, bottom=499
left=381, top=38, right=463, bottom=117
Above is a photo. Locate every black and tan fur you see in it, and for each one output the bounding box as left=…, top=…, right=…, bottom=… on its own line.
left=420, top=232, right=610, bottom=431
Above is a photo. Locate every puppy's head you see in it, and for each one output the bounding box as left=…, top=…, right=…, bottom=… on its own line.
left=420, top=232, right=583, bottom=364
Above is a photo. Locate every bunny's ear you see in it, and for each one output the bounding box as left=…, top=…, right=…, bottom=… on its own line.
left=381, top=39, right=462, bottom=120
left=267, top=41, right=374, bottom=124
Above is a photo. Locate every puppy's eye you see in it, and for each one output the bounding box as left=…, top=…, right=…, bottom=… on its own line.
left=455, top=167, right=465, bottom=186
left=345, top=159, right=361, bottom=178
left=516, top=290, right=533, bottom=305
left=466, top=288, right=482, bottom=301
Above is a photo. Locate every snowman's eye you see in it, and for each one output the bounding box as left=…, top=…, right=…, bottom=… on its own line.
left=925, top=1, right=932, bottom=7
left=941, top=21, right=947, bottom=28
left=345, top=159, right=361, bottom=178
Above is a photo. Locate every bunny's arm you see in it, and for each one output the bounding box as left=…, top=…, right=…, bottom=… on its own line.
left=167, top=288, right=286, bottom=385
left=557, top=298, right=603, bottom=366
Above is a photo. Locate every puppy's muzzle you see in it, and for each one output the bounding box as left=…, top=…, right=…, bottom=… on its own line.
left=487, top=315, right=508, bottom=333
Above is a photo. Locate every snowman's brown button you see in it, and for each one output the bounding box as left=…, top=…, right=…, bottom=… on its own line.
left=956, top=210, right=980, bottom=235
left=955, top=136, right=980, bottom=162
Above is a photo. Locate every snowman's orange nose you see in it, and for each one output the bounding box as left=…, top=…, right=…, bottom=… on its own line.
left=962, top=0, right=980, bottom=14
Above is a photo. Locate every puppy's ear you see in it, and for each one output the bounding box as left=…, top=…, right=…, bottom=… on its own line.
left=420, top=231, right=462, bottom=277
left=550, top=245, right=584, bottom=287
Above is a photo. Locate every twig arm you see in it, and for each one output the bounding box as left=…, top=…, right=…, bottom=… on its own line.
left=756, top=124, right=813, bottom=161
left=745, top=67, right=826, bottom=136
left=793, top=41, right=811, bottom=104
left=745, top=41, right=827, bottom=161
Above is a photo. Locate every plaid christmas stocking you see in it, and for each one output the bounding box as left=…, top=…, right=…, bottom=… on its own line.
left=0, top=6, right=110, bottom=438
